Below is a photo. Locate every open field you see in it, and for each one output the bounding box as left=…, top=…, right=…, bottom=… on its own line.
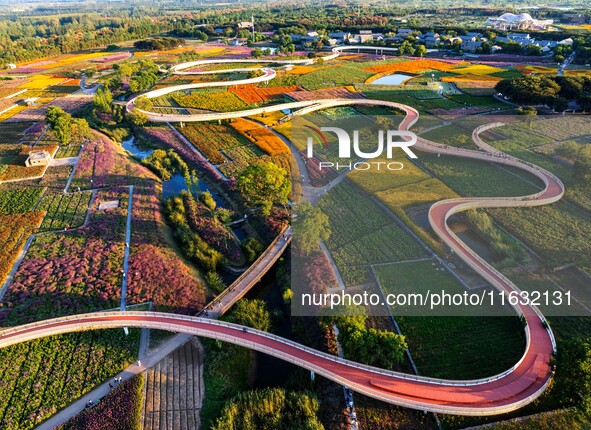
left=37, top=191, right=92, bottom=232
left=317, top=183, right=426, bottom=286
left=489, top=202, right=591, bottom=268
left=417, top=153, right=544, bottom=198
left=377, top=261, right=525, bottom=379
left=0, top=188, right=43, bottom=215
left=144, top=338, right=204, bottom=430
left=171, top=89, right=250, bottom=112
left=297, top=63, right=374, bottom=90
left=0, top=330, right=140, bottom=430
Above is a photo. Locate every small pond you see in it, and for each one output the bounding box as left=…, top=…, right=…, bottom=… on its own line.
left=162, top=173, right=227, bottom=209
left=123, top=136, right=227, bottom=208
left=122, top=136, right=154, bottom=159
left=370, top=73, right=414, bottom=85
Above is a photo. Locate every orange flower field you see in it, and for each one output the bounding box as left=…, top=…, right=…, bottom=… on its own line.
left=230, top=85, right=299, bottom=103
left=231, top=118, right=290, bottom=155
left=364, top=59, right=466, bottom=74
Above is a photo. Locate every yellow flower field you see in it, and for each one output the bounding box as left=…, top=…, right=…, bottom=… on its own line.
left=18, top=52, right=108, bottom=69
left=521, top=65, right=557, bottom=74
left=442, top=74, right=502, bottom=87
left=19, top=75, right=65, bottom=89
left=451, top=64, right=505, bottom=75
left=288, top=65, right=323, bottom=75
left=0, top=105, right=27, bottom=122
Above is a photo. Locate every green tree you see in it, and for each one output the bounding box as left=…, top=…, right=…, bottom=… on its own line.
left=225, top=299, right=271, bottom=332
left=199, top=191, right=216, bottom=211
left=93, top=86, right=113, bottom=113
left=242, top=237, right=263, bottom=263
left=127, top=108, right=149, bottom=126
left=293, top=202, right=330, bottom=256
left=237, top=161, right=290, bottom=216
left=53, top=115, right=72, bottom=145
left=553, top=339, right=591, bottom=413
left=70, top=118, right=91, bottom=144
left=205, top=271, right=226, bottom=294
left=416, top=44, right=427, bottom=57
left=251, top=47, right=263, bottom=59
left=134, top=95, right=153, bottom=111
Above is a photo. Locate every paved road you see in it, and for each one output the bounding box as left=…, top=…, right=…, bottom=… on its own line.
left=0, top=310, right=554, bottom=416
left=50, top=156, right=78, bottom=167
left=120, top=185, right=134, bottom=311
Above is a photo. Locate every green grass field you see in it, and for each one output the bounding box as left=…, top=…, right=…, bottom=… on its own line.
left=317, top=183, right=426, bottom=286
left=417, top=153, right=544, bottom=198
left=376, top=260, right=525, bottom=380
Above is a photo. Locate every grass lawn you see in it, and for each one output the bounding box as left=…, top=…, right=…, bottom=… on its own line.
left=317, top=183, right=426, bottom=286
left=376, top=260, right=525, bottom=379
left=489, top=202, right=591, bottom=268
left=297, top=63, right=374, bottom=90
left=417, top=153, right=544, bottom=197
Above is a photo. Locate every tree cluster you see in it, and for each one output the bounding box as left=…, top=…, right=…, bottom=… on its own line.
left=496, top=75, right=591, bottom=111
left=133, top=37, right=185, bottom=51
left=45, top=106, right=91, bottom=146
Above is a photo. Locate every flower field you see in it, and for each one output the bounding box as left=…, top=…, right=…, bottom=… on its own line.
left=284, top=86, right=362, bottom=102
left=0, top=211, right=44, bottom=287
left=57, top=374, right=143, bottom=430
left=38, top=166, right=72, bottom=192
left=172, top=89, right=250, bottom=112
left=178, top=122, right=250, bottom=165
left=287, top=65, right=320, bottom=75
left=229, top=85, right=298, bottom=104
left=37, top=191, right=93, bottom=232
left=0, top=330, right=140, bottom=430
left=137, top=126, right=224, bottom=182
left=0, top=188, right=43, bottom=215
left=230, top=118, right=289, bottom=155
left=3, top=189, right=128, bottom=325
left=70, top=132, right=157, bottom=190
left=363, top=59, right=465, bottom=75
left=18, top=75, right=65, bottom=89
left=176, top=121, right=285, bottom=179
left=317, top=183, right=426, bottom=286
left=301, top=153, right=338, bottom=187
left=450, top=64, right=505, bottom=75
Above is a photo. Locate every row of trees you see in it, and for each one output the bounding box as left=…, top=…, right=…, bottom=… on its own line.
left=0, top=15, right=172, bottom=66
left=133, top=37, right=185, bottom=51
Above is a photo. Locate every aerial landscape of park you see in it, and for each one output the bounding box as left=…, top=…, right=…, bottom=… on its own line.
left=0, top=0, right=591, bottom=429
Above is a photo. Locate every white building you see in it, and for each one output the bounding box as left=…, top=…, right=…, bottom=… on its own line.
left=486, top=13, right=553, bottom=31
